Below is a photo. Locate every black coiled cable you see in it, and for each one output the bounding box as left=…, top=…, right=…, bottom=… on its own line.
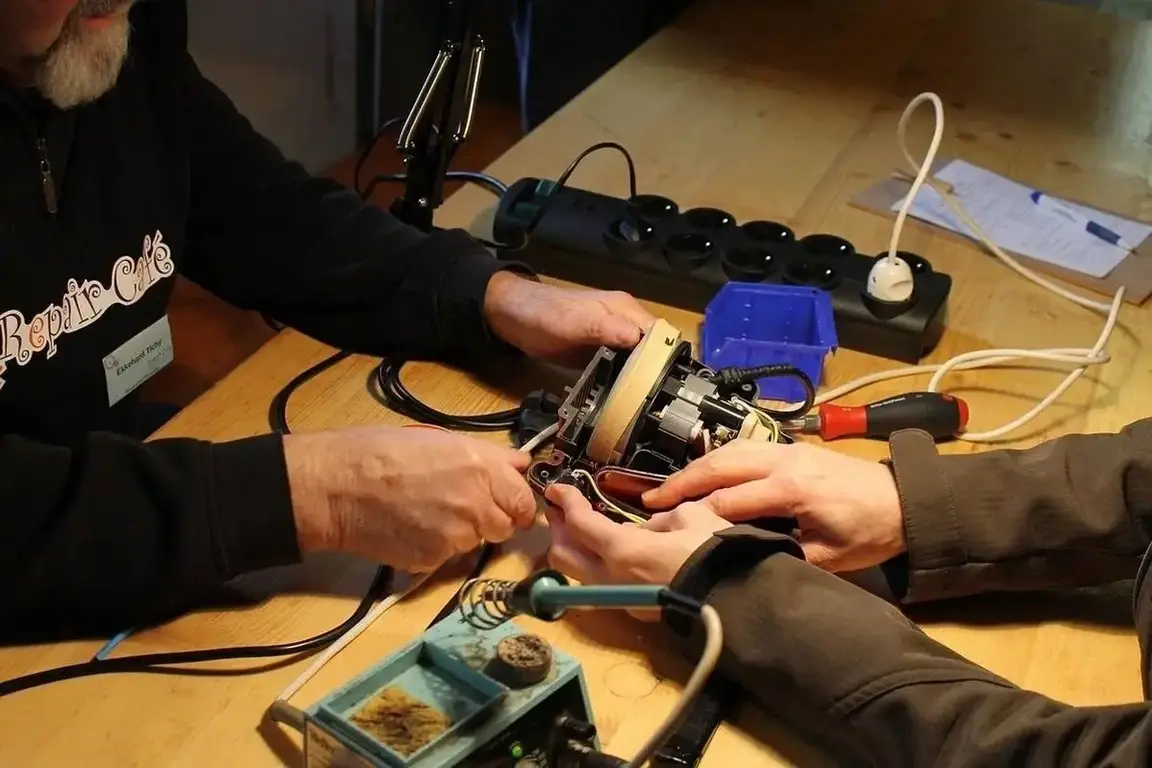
left=372, top=358, right=519, bottom=431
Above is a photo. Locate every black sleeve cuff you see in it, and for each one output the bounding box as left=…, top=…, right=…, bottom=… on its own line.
left=664, top=525, right=804, bottom=635
left=207, top=433, right=302, bottom=579
left=438, top=229, right=538, bottom=357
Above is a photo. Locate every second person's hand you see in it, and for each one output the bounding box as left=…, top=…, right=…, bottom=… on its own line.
left=642, top=441, right=906, bottom=573
left=284, top=426, right=537, bottom=572
left=483, top=272, right=657, bottom=366
left=543, top=483, right=731, bottom=618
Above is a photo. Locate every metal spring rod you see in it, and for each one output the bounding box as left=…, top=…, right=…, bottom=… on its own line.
left=458, top=578, right=518, bottom=629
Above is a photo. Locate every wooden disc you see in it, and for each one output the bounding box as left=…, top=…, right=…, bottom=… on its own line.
left=587, top=319, right=682, bottom=465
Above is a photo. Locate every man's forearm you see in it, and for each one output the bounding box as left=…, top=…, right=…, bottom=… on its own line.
left=176, top=44, right=532, bottom=361
left=667, top=534, right=1152, bottom=766
left=888, top=419, right=1152, bottom=602
left=0, top=432, right=301, bottom=643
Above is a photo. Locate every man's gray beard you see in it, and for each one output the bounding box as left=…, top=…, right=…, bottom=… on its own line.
left=33, top=14, right=131, bottom=109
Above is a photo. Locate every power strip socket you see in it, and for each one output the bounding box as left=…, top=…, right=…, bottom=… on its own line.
left=493, top=178, right=952, bottom=363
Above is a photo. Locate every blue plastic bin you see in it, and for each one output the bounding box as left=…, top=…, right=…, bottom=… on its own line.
left=701, top=283, right=837, bottom=402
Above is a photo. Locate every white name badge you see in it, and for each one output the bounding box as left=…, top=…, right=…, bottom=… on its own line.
left=103, top=315, right=175, bottom=406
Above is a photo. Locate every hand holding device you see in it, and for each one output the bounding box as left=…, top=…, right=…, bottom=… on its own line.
left=483, top=272, right=656, bottom=365
left=543, top=483, right=731, bottom=603
left=284, top=426, right=536, bottom=572
left=642, top=441, right=905, bottom=573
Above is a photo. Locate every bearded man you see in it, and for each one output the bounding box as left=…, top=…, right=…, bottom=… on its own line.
left=0, top=0, right=656, bottom=641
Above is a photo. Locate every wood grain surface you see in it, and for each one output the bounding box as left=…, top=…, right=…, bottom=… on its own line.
left=3, top=0, right=1150, bottom=765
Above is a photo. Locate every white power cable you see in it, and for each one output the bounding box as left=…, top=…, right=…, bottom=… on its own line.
left=273, top=573, right=431, bottom=705
left=626, top=604, right=723, bottom=767
left=521, top=420, right=559, bottom=453
left=271, top=423, right=559, bottom=708
left=814, top=92, right=1124, bottom=442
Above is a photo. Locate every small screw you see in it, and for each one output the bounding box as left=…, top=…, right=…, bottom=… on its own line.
left=417, top=197, right=429, bottom=207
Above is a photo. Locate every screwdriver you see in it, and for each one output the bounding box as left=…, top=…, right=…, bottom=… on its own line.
left=781, top=392, right=969, bottom=441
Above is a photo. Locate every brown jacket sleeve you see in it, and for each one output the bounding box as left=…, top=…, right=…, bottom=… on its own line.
left=666, top=529, right=1152, bottom=767
left=887, top=418, right=1152, bottom=602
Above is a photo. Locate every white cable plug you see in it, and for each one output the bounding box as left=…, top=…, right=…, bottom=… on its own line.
left=865, top=256, right=915, bottom=303
left=816, top=92, right=1124, bottom=442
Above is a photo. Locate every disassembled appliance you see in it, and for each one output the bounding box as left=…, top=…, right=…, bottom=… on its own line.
left=526, top=319, right=807, bottom=524
left=296, top=570, right=721, bottom=768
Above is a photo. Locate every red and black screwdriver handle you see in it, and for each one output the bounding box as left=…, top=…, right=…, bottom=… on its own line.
left=802, top=392, right=969, bottom=441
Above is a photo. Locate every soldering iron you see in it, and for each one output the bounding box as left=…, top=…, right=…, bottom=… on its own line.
left=270, top=570, right=724, bottom=768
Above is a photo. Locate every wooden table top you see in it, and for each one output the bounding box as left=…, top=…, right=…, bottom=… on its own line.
left=3, top=0, right=1150, bottom=764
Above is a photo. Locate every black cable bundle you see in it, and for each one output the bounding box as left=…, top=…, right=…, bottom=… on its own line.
left=269, top=350, right=354, bottom=434
left=372, top=358, right=519, bottom=431
left=0, top=567, right=393, bottom=698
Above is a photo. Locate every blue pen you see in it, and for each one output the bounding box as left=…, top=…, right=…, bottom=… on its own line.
left=1030, top=191, right=1138, bottom=252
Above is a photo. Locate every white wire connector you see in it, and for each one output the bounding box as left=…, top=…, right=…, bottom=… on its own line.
left=815, top=92, right=1124, bottom=442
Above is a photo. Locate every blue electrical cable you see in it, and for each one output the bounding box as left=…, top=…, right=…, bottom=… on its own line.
left=92, top=628, right=135, bottom=661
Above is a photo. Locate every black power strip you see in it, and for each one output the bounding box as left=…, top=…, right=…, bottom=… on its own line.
left=493, top=178, right=952, bottom=363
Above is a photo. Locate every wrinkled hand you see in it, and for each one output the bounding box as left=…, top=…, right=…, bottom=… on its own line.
left=643, top=441, right=905, bottom=573
left=483, top=272, right=657, bottom=365
left=285, top=426, right=536, bottom=572
left=543, top=484, right=731, bottom=618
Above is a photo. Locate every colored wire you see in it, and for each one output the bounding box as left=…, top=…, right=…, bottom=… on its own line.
left=571, top=469, right=648, bottom=525
left=92, top=628, right=135, bottom=662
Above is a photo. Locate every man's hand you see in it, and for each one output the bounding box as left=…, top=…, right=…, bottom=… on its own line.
left=543, top=483, right=731, bottom=614
left=642, top=441, right=905, bottom=573
left=284, top=426, right=536, bottom=572
left=483, top=272, right=656, bottom=365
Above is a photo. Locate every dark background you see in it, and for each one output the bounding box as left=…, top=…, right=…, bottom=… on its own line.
left=355, top=0, right=695, bottom=142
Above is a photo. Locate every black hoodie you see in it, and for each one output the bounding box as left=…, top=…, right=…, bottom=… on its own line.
left=0, top=1, right=526, bottom=641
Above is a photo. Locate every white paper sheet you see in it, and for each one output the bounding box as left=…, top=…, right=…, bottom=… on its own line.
left=891, top=159, right=1150, bottom=278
